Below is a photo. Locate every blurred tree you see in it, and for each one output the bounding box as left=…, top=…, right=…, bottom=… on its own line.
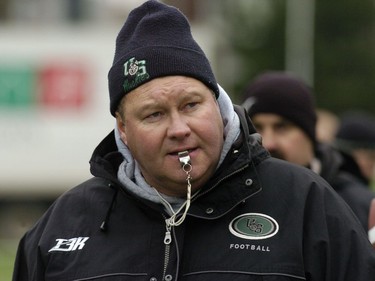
left=315, top=0, right=375, bottom=113
left=218, top=0, right=375, bottom=113
left=216, top=0, right=286, bottom=102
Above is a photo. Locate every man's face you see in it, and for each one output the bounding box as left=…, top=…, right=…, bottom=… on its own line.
left=251, top=113, right=314, bottom=166
left=116, top=76, right=224, bottom=197
left=352, top=149, right=375, bottom=181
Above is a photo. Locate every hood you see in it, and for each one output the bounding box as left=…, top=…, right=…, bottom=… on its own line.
left=337, top=150, right=369, bottom=185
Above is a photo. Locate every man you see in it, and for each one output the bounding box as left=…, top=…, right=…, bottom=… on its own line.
left=13, top=2, right=375, bottom=281
left=241, top=71, right=375, bottom=232
left=334, top=111, right=375, bottom=187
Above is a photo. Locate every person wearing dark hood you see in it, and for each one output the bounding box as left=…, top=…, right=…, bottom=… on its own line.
left=241, top=70, right=375, bottom=234
left=13, top=2, right=375, bottom=281
left=334, top=111, right=375, bottom=187
left=334, top=111, right=375, bottom=248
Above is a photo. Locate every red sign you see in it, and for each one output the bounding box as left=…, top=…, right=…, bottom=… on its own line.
left=39, top=62, right=88, bottom=108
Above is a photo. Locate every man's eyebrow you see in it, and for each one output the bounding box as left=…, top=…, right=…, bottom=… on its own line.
left=135, top=101, right=161, bottom=111
left=275, top=119, right=295, bottom=128
left=181, top=89, right=208, bottom=100
left=179, top=92, right=201, bottom=102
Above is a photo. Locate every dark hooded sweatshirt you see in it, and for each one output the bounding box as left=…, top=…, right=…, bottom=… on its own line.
left=315, top=143, right=375, bottom=231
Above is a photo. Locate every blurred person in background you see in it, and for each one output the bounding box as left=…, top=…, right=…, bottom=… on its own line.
left=316, top=109, right=339, bottom=144
left=13, top=1, right=375, bottom=280
left=334, top=111, right=375, bottom=189
left=242, top=71, right=375, bottom=233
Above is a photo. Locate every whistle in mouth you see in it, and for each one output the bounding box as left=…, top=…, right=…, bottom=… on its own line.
left=178, top=151, right=191, bottom=167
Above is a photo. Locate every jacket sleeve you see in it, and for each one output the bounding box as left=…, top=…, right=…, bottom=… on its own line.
left=12, top=236, right=28, bottom=281
left=12, top=231, right=46, bottom=281
left=302, top=181, right=375, bottom=281
left=12, top=201, right=56, bottom=281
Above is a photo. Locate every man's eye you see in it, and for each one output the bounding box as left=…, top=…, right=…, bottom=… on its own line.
left=275, top=123, right=291, bottom=133
left=185, top=102, right=198, bottom=110
left=145, top=112, right=162, bottom=121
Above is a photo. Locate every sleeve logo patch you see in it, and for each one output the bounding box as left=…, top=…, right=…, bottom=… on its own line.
left=48, top=237, right=89, bottom=252
left=229, top=213, right=279, bottom=240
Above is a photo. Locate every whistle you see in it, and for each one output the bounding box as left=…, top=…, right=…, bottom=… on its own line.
left=178, top=151, right=191, bottom=167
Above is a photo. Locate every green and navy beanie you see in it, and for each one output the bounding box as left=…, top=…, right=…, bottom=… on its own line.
left=108, top=0, right=219, bottom=116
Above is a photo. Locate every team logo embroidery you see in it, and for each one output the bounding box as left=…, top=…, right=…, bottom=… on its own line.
left=229, top=213, right=279, bottom=240
left=48, top=237, right=89, bottom=252
left=123, top=57, right=150, bottom=92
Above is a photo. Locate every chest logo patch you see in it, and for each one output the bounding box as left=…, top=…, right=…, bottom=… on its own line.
left=229, top=213, right=279, bottom=240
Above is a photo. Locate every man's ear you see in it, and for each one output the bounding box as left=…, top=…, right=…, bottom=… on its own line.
left=116, top=114, right=128, bottom=145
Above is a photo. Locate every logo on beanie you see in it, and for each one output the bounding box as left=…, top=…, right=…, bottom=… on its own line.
left=123, top=57, right=150, bottom=92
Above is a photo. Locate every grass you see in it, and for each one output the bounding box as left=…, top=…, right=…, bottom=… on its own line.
left=0, top=239, right=18, bottom=281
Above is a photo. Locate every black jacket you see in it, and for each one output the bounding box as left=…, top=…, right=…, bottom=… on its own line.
left=315, top=143, right=375, bottom=231
left=13, top=106, right=375, bottom=281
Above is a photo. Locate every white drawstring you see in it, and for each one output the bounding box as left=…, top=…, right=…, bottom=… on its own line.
left=165, top=168, right=192, bottom=227
left=155, top=160, right=193, bottom=228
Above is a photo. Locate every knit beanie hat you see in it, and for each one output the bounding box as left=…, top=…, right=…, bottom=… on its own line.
left=108, top=0, right=219, bottom=116
left=335, top=111, right=375, bottom=151
left=242, top=71, right=317, bottom=143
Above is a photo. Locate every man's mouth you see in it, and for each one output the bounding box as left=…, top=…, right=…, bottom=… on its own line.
left=169, top=148, right=195, bottom=156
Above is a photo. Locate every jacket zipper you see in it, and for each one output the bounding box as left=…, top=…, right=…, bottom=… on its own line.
left=163, top=221, right=172, bottom=280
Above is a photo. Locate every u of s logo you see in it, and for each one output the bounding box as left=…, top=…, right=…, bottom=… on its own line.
left=124, top=57, right=147, bottom=77
left=122, top=57, right=150, bottom=93
left=229, top=213, right=279, bottom=240
left=49, top=237, right=89, bottom=252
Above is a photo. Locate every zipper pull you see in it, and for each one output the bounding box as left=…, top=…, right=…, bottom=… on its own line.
left=164, top=231, right=171, bottom=245
left=164, top=224, right=172, bottom=245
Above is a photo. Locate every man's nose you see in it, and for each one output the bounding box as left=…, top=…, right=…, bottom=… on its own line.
left=167, top=114, right=191, bottom=139
left=261, top=130, right=277, bottom=151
